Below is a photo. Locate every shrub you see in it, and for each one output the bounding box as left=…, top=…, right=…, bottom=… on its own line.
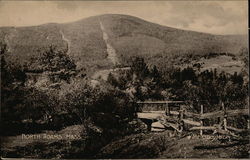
left=59, top=79, right=137, bottom=127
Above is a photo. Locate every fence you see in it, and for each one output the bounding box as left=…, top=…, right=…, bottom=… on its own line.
left=137, top=101, right=249, bottom=136
left=182, top=103, right=249, bottom=136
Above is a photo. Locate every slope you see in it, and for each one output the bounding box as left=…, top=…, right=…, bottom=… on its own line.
left=0, top=14, right=247, bottom=75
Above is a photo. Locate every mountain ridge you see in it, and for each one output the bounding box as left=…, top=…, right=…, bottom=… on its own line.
left=0, top=14, right=247, bottom=75
left=1, top=14, right=247, bottom=37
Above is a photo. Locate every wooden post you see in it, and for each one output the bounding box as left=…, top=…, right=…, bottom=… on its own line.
left=221, top=102, right=225, bottom=111
left=200, top=104, right=203, bottom=136
left=179, top=105, right=184, bottom=121
left=179, top=108, right=184, bottom=132
left=222, top=102, right=227, bottom=131
left=247, top=119, right=250, bottom=129
left=179, top=109, right=184, bottom=120
left=217, top=100, right=222, bottom=124
left=165, top=102, right=170, bottom=116
left=223, top=117, right=227, bottom=131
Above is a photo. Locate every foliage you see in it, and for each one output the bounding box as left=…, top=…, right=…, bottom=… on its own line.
left=108, top=56, right=248, bottom=114
left=37, top=46, right=76, bottom=71
left=0, top=42, right=7, bottom=55
left=239, top=47, right=249, bottom=78
left=130, top=56, right=149, bottom=79
left=28, top=46, right=78, bottom=82
left=59, top=80, right=136, bottom=125
left=1, top=61, right=60, bottom=132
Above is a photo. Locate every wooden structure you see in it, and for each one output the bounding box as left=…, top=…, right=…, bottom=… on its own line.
left=189, top=102, right=248, bottom=137
left=137, top=100, right=184, bottom=115
left=137, top=100, right=249, bottom=136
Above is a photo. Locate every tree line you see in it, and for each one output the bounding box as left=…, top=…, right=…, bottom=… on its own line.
left=108, top=56, right=248, bottom=113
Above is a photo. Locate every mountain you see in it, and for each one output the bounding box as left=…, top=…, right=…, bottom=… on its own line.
left=0, top=14, right=247, bottom=75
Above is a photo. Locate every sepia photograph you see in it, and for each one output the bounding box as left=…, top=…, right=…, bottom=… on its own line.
left=0, top=0, right=249, bottom=159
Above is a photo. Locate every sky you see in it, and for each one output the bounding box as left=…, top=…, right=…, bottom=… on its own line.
left=0, top=1, right=248, bottom=35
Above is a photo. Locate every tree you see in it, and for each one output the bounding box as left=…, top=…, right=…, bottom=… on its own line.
left=37, top=46, right=76, bottom=72
left=30, top=46, right=77, bottom=82
left=0, top=42, right=7, bottom=55
left=1, top=55, right=27, bottom=105
left=150, top=65, right=161, bottom=83
left=231, top=72, right=244, bottom=86
left=130, top=56, right=149, bottom=78
left=180, top=67, right=197, bottom=83
left=107, top=73, right=118, bottom=87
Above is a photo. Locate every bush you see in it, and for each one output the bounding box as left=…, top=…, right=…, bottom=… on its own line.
left=60, top=80, right=136, bottom=121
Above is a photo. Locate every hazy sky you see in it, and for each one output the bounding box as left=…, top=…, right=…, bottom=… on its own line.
left=0, top=1, right=248, bottom=35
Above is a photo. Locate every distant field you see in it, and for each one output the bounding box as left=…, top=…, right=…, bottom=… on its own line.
left=178, top=55, right=244, bottom=74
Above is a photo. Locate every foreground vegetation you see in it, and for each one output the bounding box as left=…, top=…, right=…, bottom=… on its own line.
left=1, top=46, right=143, bottom=158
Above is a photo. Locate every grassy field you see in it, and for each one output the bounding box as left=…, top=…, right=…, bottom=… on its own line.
left=178, top=55, right=245, bottom=74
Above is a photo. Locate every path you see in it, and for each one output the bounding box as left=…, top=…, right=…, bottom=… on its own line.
left=91, top=21, right=129, bottom=81
left=99, top=21, right=120, bottom=66
left=60, top=30, right=71, bottom=55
